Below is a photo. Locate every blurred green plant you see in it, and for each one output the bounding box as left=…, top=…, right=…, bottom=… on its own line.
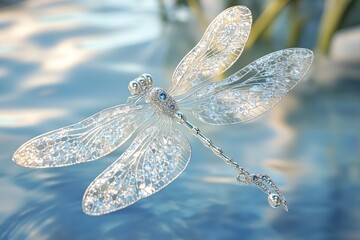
left=316, top=0, right=352, bottom=53
left=245, top=0, right=353, bottom=53
left=162, top=0, right=357, bottom=54
left=245, top=0, right=289, bottom=49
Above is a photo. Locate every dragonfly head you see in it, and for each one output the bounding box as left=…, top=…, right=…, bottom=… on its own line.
left=128, top=73, right=154, bottom=96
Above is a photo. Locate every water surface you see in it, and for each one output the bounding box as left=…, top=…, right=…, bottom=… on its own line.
left=0, top=1, right=359, bottom=240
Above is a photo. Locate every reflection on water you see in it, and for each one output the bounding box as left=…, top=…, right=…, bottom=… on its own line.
left=0, top=1, right=359, bottom=240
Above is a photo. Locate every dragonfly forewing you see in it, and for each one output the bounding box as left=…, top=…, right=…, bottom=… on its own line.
left=169, top=6, right=252, bottom=97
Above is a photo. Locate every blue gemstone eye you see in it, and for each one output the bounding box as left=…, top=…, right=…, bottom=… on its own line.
left=159, top=92, right=167, bottom=100
left=169, top=104, right=175, bottom=110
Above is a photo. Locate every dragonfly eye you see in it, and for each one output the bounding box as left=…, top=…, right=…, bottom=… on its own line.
left=139, top=78, right=146, bottom=87
left=128, top=80, right=139, bottom=95
left=142, top=73, right=153, bottom=87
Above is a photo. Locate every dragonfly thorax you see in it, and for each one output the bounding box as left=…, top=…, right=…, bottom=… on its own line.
left=128, top=74, right=178, bottom=117
left=147, top=87, right=178, bottom=117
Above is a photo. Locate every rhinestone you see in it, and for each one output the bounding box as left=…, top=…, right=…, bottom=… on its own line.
left=159, top=92, right=167, bottom=100
left=268, top=193, right=282, bottom=208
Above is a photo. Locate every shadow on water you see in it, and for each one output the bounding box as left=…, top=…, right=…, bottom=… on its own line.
left=0, top=1, right=360, bottom=240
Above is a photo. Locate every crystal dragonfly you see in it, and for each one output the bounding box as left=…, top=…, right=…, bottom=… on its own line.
left=13, top=5, right=313, bottom=216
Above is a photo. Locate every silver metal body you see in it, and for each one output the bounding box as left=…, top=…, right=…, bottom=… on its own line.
left=130, top=74, right=286, bottom=210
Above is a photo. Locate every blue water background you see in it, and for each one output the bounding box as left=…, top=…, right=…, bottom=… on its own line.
left=0, top=1, right=359, bottom=240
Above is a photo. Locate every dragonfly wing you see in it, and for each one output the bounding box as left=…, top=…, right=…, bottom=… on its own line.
left=13, top=104, right=154, bottom=168
left=169, top=6, right=252, bottom=97
left=82, top=117, right=191, bottom=216
left=182, top=48, right=313, bottom=125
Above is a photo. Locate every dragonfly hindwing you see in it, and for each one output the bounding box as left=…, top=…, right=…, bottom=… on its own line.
left=82, top=118, right=191, bottom=215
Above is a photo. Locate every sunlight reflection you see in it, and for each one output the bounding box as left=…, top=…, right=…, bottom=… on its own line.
left=0, top=67, right=7, bottom=77
left=79, top=19, right=161, bottom=50
left=202, top=176, right=234, bottom=184
left=0, top=109, right=67, bottom=128
left=101, top=63, right=147, bottom=74
left=0, top=181, right=26, bottom=222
